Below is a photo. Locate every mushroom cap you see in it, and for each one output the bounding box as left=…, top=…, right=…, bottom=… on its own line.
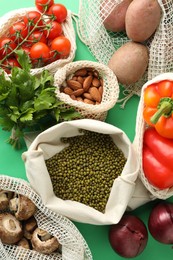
left=23, top=216, right=38, bottom=240
left=10, top=195, right=37, bottom=221
left=17, top=237, right=30, bottom=249
left=31, top=228, right=59, bottom=254
left=0, top=213, right=23, bottom=244
left=0, top=190, right=14, bottom=211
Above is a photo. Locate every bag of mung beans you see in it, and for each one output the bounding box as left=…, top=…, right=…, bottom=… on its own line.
left=22, top=119, right=139, bottom=225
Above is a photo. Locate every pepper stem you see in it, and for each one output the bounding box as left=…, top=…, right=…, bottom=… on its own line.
left=150, top=99, right=172, bottom=124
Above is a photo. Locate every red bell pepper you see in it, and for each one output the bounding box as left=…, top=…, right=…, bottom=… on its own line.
left=143, top=80, right=173, bottom=139
left=142, top=127, right=173, bottom=189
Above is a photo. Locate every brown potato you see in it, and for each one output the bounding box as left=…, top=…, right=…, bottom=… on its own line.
left=108, top=41, right=149, bottom=85
left=101, top=0, right=133, bottom=32
left=125, top=0, right=161, bottom=42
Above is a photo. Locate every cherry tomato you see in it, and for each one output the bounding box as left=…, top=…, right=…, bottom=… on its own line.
left=27, top=30, right=47, bottom=44
left=43, top=20, right=62, bottom=40
left=30, top=42, right=50, bottom=62
left=48, top=49, right=60, bottom=63
left=47, top=3, right=67, bottom=23
left=35, top=0, right=54, bottom=13
left=0, top=37, right=17, bottom=58
left=50, top=36, right=71, bottom=57
left=23, top=11, right=43, bottom=29
left=20, top=45, right=31, bottom=56
left=9, top=21, right=28, bottom=43
left=1, top=58, right=21, bottom=74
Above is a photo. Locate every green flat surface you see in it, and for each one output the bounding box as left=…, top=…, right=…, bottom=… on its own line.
left=0, top=1, right=172, bottom=260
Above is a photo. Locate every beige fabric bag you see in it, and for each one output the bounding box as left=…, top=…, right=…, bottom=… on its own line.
left=0, top=175, right=92, bottom=260
left=0, top=7, right=76, bottom=75
left=22, top=119, right=139, bottom=225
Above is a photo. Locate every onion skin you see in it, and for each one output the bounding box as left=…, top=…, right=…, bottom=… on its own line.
left=148, top=202, right=173, bottom=244
left=109, top=214, right=148, bottom=258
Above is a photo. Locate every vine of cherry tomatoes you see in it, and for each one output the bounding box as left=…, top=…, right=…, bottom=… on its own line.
left=0, top=0, right=71, bottom=73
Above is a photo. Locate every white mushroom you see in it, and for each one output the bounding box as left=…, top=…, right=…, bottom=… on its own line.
left=9, top=194, right=37, bottom=221
left=0, top=213, right=23, bottom=244
left=0, top=190, right=13, bottom=211
left=17, top=237, right=30, bottom=249
left=31, top=228, right=59, bottom=254
left=23, top=216, right=38, bottom=240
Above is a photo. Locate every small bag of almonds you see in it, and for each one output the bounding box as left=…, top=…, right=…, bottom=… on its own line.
left=54, top=60, right=120, bottom=121
left=22, top=119, right=139, bottom=225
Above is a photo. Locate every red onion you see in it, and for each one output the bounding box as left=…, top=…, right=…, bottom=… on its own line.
left=109, top=214, right=148, bottom=258
left=148, top=202, right=173, bottom=244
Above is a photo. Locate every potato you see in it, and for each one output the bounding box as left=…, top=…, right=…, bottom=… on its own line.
left=125, top=0, right=161, bottom=42
left=101, top=0, right=133, bottom=32
left=108, top=41, right=149, bottom=85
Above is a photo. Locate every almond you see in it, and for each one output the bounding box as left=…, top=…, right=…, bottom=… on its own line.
left=83, top=98, right=95, bottom=105
left=99, top=86, right=103, bottom=96
left=100, top=78, right=104, bottom=86
left=67, top=79, right=82, bottom=90
left=76, top=96, right=83, bottom=102
left=72, top=76, right=77, bottom=81
left=73, top=88, right=84, bottom=97
left=83, top=92, right=94, bottom=100
left=83, top=75, right=93, bottom=92
left=89, top=87, right=102, bottom=102
left=92, top=77, right=101, bottom=87
left=77, top=76, right=84, bottom=84
left=74, top=68, right=88, bottom=76
left=93, top=70, right=99, bottom=78
left=70, top=94, right=77, bottom=100
left=63, top=87, right=73, bottom=95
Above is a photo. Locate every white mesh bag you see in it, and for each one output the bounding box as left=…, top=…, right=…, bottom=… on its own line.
left=77, top=0, right=173, bottom=97
left=0, top=7, right=76, bottom=75
left=0, top=175, right=92, bottom=260
left=133, top=72, right=173, bottom=200
left=22, top=119, right=139, bottom=225
left=54, top=60, right=120, bottom=121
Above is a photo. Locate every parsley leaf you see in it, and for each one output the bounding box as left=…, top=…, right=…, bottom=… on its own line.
left=0, top=50, right=81, bottom=148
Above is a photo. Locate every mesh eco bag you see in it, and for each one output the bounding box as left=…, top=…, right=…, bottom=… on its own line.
left=0, top=7, right=76, bottom=75
left=0, top=175, right=92, bottom=260
left=133, top=73, right=173, bottom=200
left=22, top=119, right=139, bottom=225
left=77, top=0, right=173, bottom=97
left=54, top=60, right=120, bottom=121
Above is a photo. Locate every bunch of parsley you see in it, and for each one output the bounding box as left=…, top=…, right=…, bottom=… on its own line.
left=0, top=50, right=80, bottom=149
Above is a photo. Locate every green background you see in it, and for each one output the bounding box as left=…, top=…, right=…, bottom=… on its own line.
left=0, top=1, right=172, bottom=259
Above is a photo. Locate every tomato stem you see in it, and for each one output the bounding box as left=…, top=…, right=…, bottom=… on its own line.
left=150, top=98, right=173, bottom=124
